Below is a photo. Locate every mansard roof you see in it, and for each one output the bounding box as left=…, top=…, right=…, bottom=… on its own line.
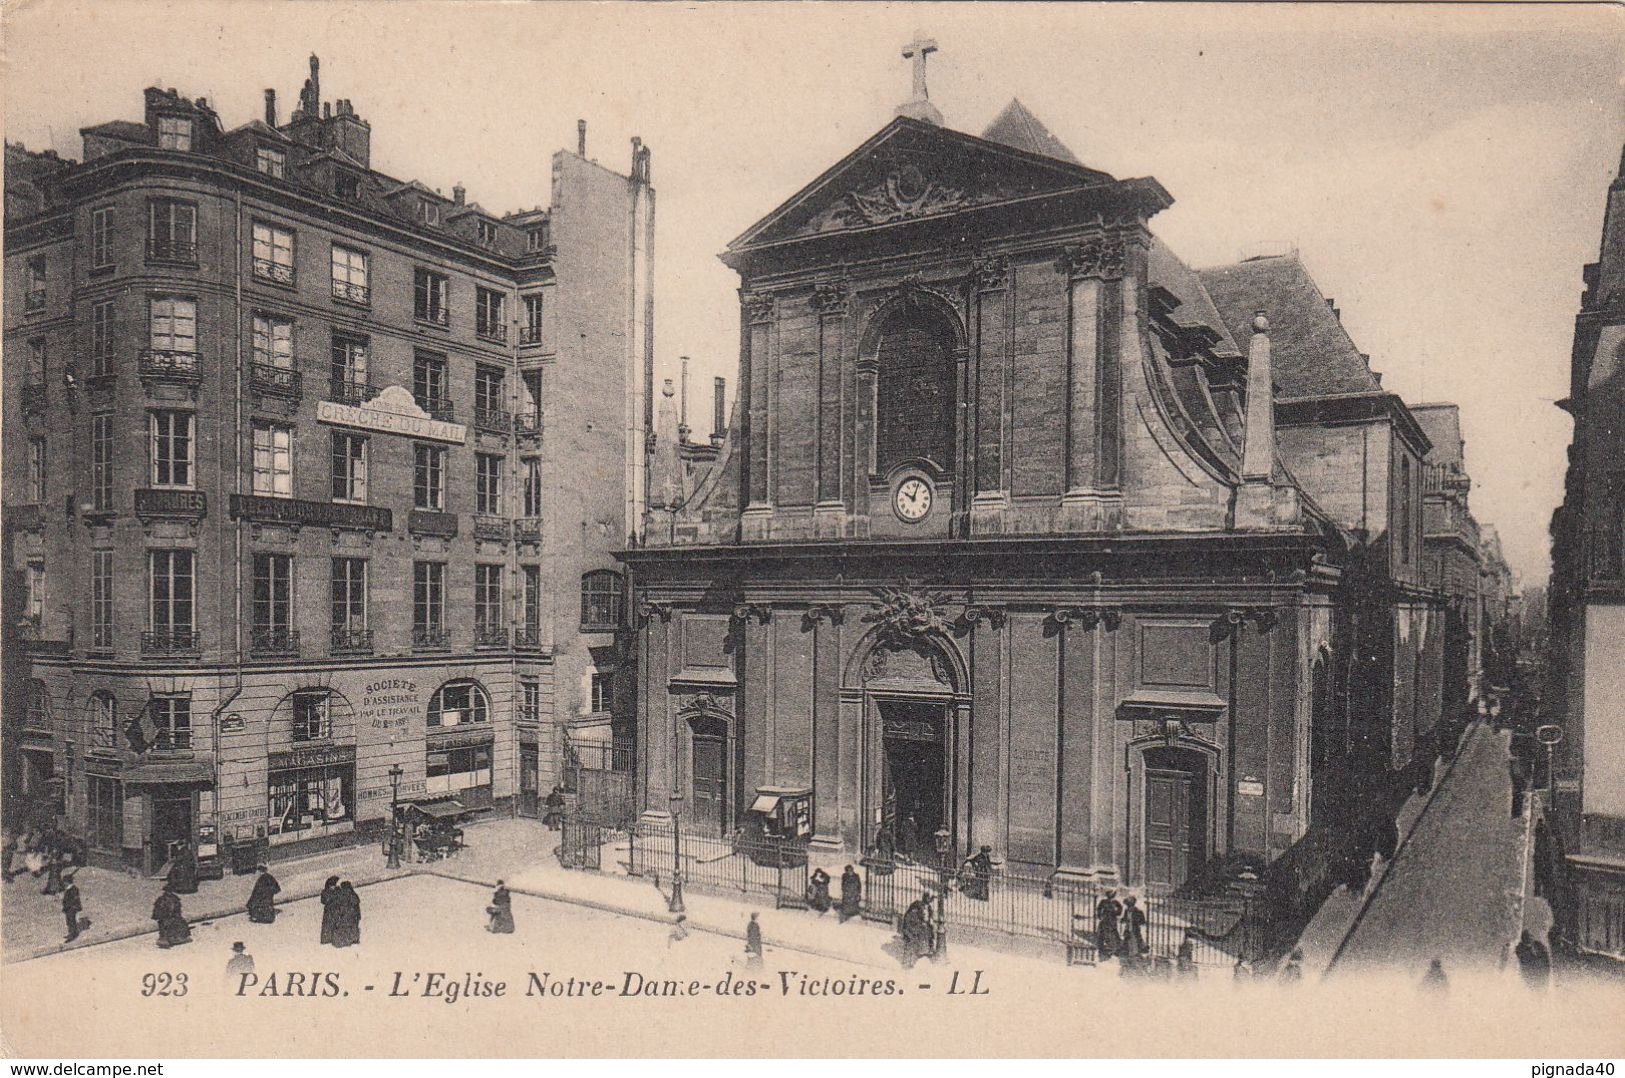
left=1411, top=403, right=1467, bottom=471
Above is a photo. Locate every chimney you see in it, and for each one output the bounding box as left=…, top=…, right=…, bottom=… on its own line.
left=712, top=376, right=727, bottom=446
left=1235, top=311, right=1277, bottom=530
left=678, top=357, right=691, bottom=444
left=264, top=89, right=277, bottom=126
left=577, top=119, right=587, bottom=157
left=1326, top=297, right=1340, bottom=321
left=453, top=183, right=466, bottom=207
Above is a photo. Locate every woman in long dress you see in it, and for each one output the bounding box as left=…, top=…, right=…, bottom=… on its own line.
left=152, top=884, right=192, bottom=948
left=486, top=880, right=515, bottom=934
left=318, top=876, right=342, bottom=945
left=167, top=841, right=199, bottom=895
left=1122, top=895, right=1148, bottom=957
left=246, top=866, right=280, bottom=924
left=838, top=865, right=862, bottom=923
left=1094, top=890, right=1124, bottom=960
left=806, top=868, right=832, bottom=913
left=334, top=881, right=362, bottom=947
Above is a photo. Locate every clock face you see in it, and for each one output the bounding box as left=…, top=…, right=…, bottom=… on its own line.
left=894, top=477, right=933, bottom=522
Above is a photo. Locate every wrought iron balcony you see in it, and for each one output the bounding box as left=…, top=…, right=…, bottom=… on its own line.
left=252, top=258, right=295, bottom=286
left=518, top=326, right=544, bottom=347
left=331, top=280, right=370, bottom=306
left=475, top=406, right=512, bottom=434
left=408, top=509, right=458, bottom=538
left=412, top=626, right=450, bottom=650
left=251, top=362, right=302, bottom=398
left=514, top=625, right=542, bottom=650
left=250, top=627, right=300, bottom=657
left=142, top=629, right=201, bottom=656
left=146, top=238, right=198, bottom=264
left=24, top=289, right=46, bottom=312
left=477, top=320, right=507, bottom=343
left=416, top=305, right=449, bottom=328
left=415, top=396, right=455, bottom=423
left=328, top=378, right=376, bottom=406
left=149, top=728, right=193, bottom=752
left=330, top=626, right=374, bottom=654
left=515, top=410, right=542, bottom=437
left=138, top=348, right=201, bottom=381
left=474, top=624, right=509, bottom=649
left=514, top=517, right=543, bottom=542
left=230, top=493, right=391, bottom=532
left=473, top=516, right=511, bottom=542
left=135, top=489, right=207, bottom=520
left=21, top=383, right=47, bottom=415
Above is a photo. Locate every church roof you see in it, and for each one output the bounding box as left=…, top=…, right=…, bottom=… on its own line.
left=1197, top=254, right=1384, bottom=400
left=980, top=99, right=1082, bottom=166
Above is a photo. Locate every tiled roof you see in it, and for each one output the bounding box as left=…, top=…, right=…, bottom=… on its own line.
left=79, top=120, right=151, bottom=142
left=1148, top=238, right=1242, bottom=358
left=1197, top=254, right=1383, bottom=399
left=1411, top=403, right=1465, bottom=469
left=979, top=99, right=1083, bottom=166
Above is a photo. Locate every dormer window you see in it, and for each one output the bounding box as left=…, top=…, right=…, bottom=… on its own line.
left=419, top=200, right=440, bottom=226
left=334, top=172, right=361, bottom=201
left=526, top=223, right=550, bottom=252
left=256, top=146, right=286, bottom=178
left=157, top=115, right=193, bottom=151
left=478, top=220, right=497, bottom=247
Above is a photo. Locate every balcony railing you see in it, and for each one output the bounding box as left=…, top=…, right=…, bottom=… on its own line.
left=135, top=489, right=207, bottom=520
left=252, top=258, right=295, bottom=286
left=149, top=728, right=193, bottom=753
left=475, top=624, right=510, bottom=649
left=515, top=410, right=542, bottom=437
left=408, top=509, right=459, bottom=538
left=330, top=626, right=374, bottom=654
left=24, top=289, right=46, bottom=312
left=328, top=378, right=376, bottom=406
left=146, top=237, right=198, bottom=264
left=413, top=626, right=450, bottom=650
left=416, top=306, right=450, bottom=328
left=477, top=320, right=507, bottom=343
left=415, top=396, right=455, bottom=423
left=142, top=629, right=201, bottom=656
left=331, top=279, right=371, bottom=305
left=514, top=517, right=543, bottom=542
left=251, top=362, right=302, bottom=398
left=514, top=625, right=542, bottom=650
left=21, top=383, right=47, bottom=415
left=474, top=406, right=512, bottom=434
left=139, top=348, right=201, bottom=380
left=473, top=516, right=511, bottom=542
left=250, top=627, right=300, bottom=656
left=518, top=326, right=544, bottom=347
left=230, top=493, right=391, bottom=532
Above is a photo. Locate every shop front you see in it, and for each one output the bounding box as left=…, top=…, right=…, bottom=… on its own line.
left=119, top=757, right=215, bottom=876
left=267, top=744, right=356, bottom=846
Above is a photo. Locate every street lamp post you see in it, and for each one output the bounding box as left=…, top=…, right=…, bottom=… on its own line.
left=668, top=792, right=685, bottom=914
left=386, top=763, right=404, bottom=869
left=933, top=827, right=951, bottom=960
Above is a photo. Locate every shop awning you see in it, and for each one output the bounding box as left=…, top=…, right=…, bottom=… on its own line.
left=408, top=798, right=467, bottom=819
left=748, top=794, right=781, bottom=814
left=122, top=760, right=214, bottom=784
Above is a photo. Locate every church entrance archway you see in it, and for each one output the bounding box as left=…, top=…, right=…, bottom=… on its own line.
left=877, top=698, right=950, bottom=860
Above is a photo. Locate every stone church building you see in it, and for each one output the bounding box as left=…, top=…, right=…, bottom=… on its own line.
left=622, top=58, right=1439, bottom=892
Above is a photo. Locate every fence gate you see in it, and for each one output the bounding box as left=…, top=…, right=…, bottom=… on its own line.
left=567, top=735, right=637, bottom=827
left=776, top=858, right=809, bottom=910
left=558, top=818, right=603, bottom=871
left=862, top=859, right=903, bottom=925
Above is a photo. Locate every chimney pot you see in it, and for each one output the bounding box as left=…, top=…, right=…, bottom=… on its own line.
left=453, top=183, right=466, bottom=206
left=577, top=119, right=587, bottom=157
left=322, top=102, right=331, bottom=120
left=264, top=89, right=277, bottom=126
left=713, top=376, right=727, bottom=439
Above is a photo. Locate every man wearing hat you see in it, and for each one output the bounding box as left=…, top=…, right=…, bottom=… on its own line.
left=962, top=845, right=993, bottom=901
left=60, top=870, right=82, bottom=943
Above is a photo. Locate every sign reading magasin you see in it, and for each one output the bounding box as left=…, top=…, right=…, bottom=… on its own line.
left=318, top=384, right=467, bottom=444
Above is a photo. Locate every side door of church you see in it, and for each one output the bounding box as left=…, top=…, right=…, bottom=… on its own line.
left=1145, top=769, right=1195, bottom=888
left=691, top=729, right=728, bottom=837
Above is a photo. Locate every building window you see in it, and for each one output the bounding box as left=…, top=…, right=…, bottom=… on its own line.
left=522, top=564, right=541, bottom=631
left=91, top=413, right=114, bottom=511
left=149, top=410, right=194, bottom=488
left=252, top=313, right=294, bottom=371
left=147, top=199, right=197, bottom=262
left=580, top=569, right=624, bottom=630
left=419, top=199, right=439, bottom=226
left=476, top=287, right=505, bottom=340
left=27, top=438, right=46, bottom=503
left=334, top=172, right=361, bottom=201
left=523, top=458, right=543, bottom=519
left=526, top=222, right=550, bottom=252
left=331, top=558, right=368, bottom=639
left=91, top=206, right=114, bottom=268
left=414, top=268, right=449, bottom=326
left=427, top=679, right=489, bottom=727
left=149, top=296, right=197, bottom=355
left=292, top=690, right=331, bottom=742
left=413, top=443, right=446, bottom=510
left=331, top=433, right=368, bottom=503
left=91, top=300, right=115, bottom=377
left=255, top=146, right=286, bottom=178
left=331, top=333, right=370, bottom=401
left=520, top=678, right=540, bottom=724
left=24, top=680, right=48, bottom=728
left=521, top=294, right=544, bottom=346
left=330, top=244, right=369, bottom=304
left=413, top=351, right=449, bottom=418
left=252, top=422, right=294, bottom=498
left=475, top=564, right=503, bottom=633
left=413, top=562, right=446, bottom=645
left=251, top=222, right=295, bottom=285
left=90, top=691, right=118, bottom=751
left=149, top=693, right=192, bottom=752
left=252, top=553, right=294, bottom=646
left=88, top=774, right=123, bottom=851
left=477, top=220, right=497, bottom=247
left=24, top=256, right=46, bottom=309
left=149, top=549, right=195, bottom=638
left=475, top=453, right=503, bottom=516
left=591, top=671, right=615, bottom=714
left=92, top=549, right=114, bottom=650
left=1400, top=456, right=1413, bottom=563
left=475, top=363, right=504, bottom=412
left=156, top=115, right=193, bottom=151
left=268, top=762, right=352, bottom=838
left=25, top=560, right=45, bottom=622
left=26, top=338, right=46, bottom=387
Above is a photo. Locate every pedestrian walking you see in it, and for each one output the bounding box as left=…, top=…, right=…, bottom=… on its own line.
left=745, top=911, right=764, bottom=969
left=319, top=875, right=342, bottom=946
left=486, top=880, right=515, bottom=934
left=962, top=845, right=993, bottom=902
left=1175, top=933, right=1199, bottom=981
left=899, top=814, right=920, bottom=860
left=898, top=891, right=935, bottom=967
left=40, top=845, right=66, bottom=896
left=1515, top=930, right=1551, bottom=989
left=61, top=872, right=83, bottom=943
left=543, top=785, right=566, bottom=831
left=333, top=881, right=362, bottom=947
left=1094, top=889, right=1123, bottom=960
left=226, top=941, right=255, bottom=983
left=152, top=883, right=192, bottom=949
left=1420, top=957, right=1449, bottom=994
left=167, top=839, right=199, bottom=895
left=838, top=864, right=861, bottom=922
left=1278, top=948, right=1304, bottom=985
left=806, top=867, right=832, bottom=913
left=1122, top=895, right=1149, bottom=957
left=246, top=865, right=280, bottom=924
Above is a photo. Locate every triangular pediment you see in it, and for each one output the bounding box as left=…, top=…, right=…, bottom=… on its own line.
left=727, top=116, right=1126, bottom=255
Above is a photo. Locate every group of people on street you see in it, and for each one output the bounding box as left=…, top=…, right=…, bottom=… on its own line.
left=2, top=828, right=85, bottom=893
left=1084, top=889, right=1150, bottom=965
left=319, top=877, right=364, bottom=947
left=804, top=865, right=864, bottom=922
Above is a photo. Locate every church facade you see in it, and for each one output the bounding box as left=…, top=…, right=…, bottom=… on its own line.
left=623, top=74, right=1436, bottom=891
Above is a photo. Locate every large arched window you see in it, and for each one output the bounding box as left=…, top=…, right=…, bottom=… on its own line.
left=89, top=691, right=117, bottom=750
left=874, top=303, right=956, bottom=476
left=580, top=570, right=624, bottom=631
left=428, top=680, right=490, bottom=728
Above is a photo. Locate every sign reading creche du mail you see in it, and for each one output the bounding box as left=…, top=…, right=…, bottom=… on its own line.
left=318, top=384, right=467, bottom=444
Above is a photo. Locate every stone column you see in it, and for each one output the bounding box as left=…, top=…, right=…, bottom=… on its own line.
left=742, top=293, right=775, bottom=540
